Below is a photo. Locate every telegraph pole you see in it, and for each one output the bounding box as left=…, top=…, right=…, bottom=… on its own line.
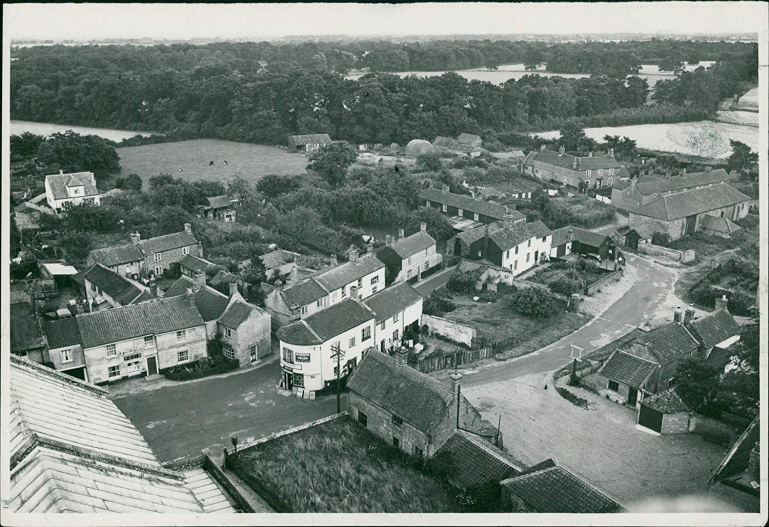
left=331, top=343, right=345, bottom=414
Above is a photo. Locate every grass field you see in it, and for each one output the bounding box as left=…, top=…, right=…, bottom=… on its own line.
left=117, top=139, right=308, bottom=183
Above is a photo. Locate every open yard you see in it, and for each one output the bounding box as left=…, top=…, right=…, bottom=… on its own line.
left=529, top=259, right=610, bottom=295
left=228, top=416, right=458, bottom=513
left=117, top=139, right=308, bottom=183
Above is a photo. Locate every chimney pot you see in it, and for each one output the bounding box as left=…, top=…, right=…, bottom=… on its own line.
left=129, top=232, right=141, bottom=244
left=673, top=307, right=683, bottom=323
left=350, top=285, right=358, bottom=300
left=588, top=152, right=593, bottom=158
left=229, top=281, right=239, bottom=297
left=441, top=184, right=450, bottom=193
left=290, top=266, right=299, bottom=283
left=184, top=222, right=192, bottom=233
left=347, top=245, right=359, bottom=262
left=683, top=304, right=696, bottom=325
left=398, top=229, right=405, bottom=239
left=330, top=254, right=338, bottom=266
left=193, top=271, right=206, bottom=286
left=59, top=169, right=64, bottom=174
left=608, top=148, right=614, bottom=158
left=186, top=288, right=196, bottom=309
left=386, top=235, right=394, bottom=247
left=450, top=372, right=462, bottom=395
left=714, top=294, right=728, bottom=312
left=420, top=222, right=427, bottom=232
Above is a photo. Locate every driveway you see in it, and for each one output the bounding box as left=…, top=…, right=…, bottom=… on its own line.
left=112, top=362, right=341, bottom=463
left=414, top=265, right=456, bottom=296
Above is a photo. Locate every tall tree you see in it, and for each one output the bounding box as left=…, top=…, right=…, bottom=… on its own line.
left=36, top=131, right=120, bottom=179
left=306, top=141, right=358, bottom=188
left=727, top=140, right=758, bottom=176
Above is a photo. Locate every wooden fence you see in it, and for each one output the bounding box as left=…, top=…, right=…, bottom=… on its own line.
left=409, top=347, right=495, bottom=374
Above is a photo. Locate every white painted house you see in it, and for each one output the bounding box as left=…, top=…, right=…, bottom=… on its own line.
left=45, top=171, right=101, bottom=212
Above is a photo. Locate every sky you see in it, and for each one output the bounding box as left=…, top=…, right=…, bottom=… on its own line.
left=5, top=2, right=766, bottom=42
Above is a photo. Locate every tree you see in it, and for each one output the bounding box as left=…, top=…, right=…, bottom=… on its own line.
left=10, top=132, right=45, bottom=161
left=306, top=142, right=358, bottom=188
left=416, top=152, right=443, bottom=172
left=65, top=202, right=119, bottom=233
left=156, top=206, right=193, bottom=236
left=36, top=131, right=120, bottom=179
left=115, top=174, right=143, bottom=191
left=406, top=206, right=455, bottom=242
left=720, top=322, right=759, bottom=414
left=60, top=231, right=94, bottom=266
left=509, top=287, right=555, bottom=318
left=658, top=54, right=686, bottom=75
left=727, top=140, right=758, bottom=176
left=558, top=122, right=587, bottom=152
left=674, top=357, right=720, bottom=410
left=256, top=174, right=302, bottom=200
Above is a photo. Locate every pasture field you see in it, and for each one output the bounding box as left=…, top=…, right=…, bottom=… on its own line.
left=117, top=139, right=308, bottom=183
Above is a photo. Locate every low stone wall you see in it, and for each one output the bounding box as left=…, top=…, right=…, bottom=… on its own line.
left=688, top=413, right=743, bottom=442
left=584, top=268, right=624, bottom=296
left=638, top=241, right=695, bottom=263
left=202, top=450, right=255, bottom=513
left=422, top=314, right=475, bottom=347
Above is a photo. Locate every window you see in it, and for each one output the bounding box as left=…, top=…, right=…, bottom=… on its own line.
left=393, top=329, right=399, bottom=341
left=458, top=209, right=464, bottom=217
left=477, top=251, right=482, bottom=258
left=506, top=250, right=510, bottom=259
left=652, top=193, right=658, bottom=198
left=60, top=349, right=72, bottom=363
left=528, top=239, right=531, bottom=248
left=144, top=335, right=154, bottom=348
left=424, top=261, right=430, bottom=270
left=542, top=237, right=547, bottom=243
left=609, top=168, right=614, bottom=176
left=442, top=204, right=447, bottom=212
left=182, top=246, right=189, bottom=255
left=407, top=269, right=412, bottom=279
left=362, top=326, right=371, bottom=341
left=358, top=411, right=368, bottom=427
left=90, top=282, right=97, bottom=291
left=598, top=169, right=603, bottom=176
left=515, top=246, right=519, bottom=255
left=371, top=275, right=379, bottom=286
left=283, top=348, right=294, bottom=363
left=393, top=313, right=399, bottom=323
left=107, top=343, right=117, bottom=357
left=153, top=253, right=161, bottom=262
left=608, top=380, right=619, bottom=392
left=424, top=248, right=428, bottom=256
left=379, top=321, right=385, bottom=330
left=408, top=256, right=412, bottom=265
left=295, top=352, right=310, bottom=363
left=178, top=350, right=189, bottom=363
left=249, top=345, right=257, bottom=362
left=341, top=287, right=346, bottom=298
left=223, top=345, right=235, bottom=360
left=514, top=261, right=518, bottom=271
left=176, top=330, right=186, bottom=342
left=608, top=178, right=613, bottom=186
left=301, top=305, right=308, bottom=315
left=155, top=266, right=162, bottom=276
left=526, top=253, right=530, bottom=263
left=349, top=337, right=356, bottom=348
left=392, top=437, right=400, bottom=448
left=357, top=278, right=362, bottom=288
left=392, top=414, right=403, bottom=426
left=108, top=365, right=121, bottom=378
left=473, top=213, right=479, bottom=221
left=586, top=170, right=592, bottom=177
left=225, top=327, right=232, bottom=339
left=316, top=299, right=323, bottom=308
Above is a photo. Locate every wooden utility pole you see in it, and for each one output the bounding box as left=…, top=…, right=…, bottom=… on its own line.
left=570, top=344, right=583, bottom=385
left=331, top=343, right=345, bottom=414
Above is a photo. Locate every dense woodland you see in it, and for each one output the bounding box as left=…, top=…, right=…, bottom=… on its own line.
left=11, top=39, right=757, bottom=146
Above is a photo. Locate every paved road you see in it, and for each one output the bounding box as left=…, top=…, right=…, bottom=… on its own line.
left=433, top=253, right=676, bottom=388
left=113, top=361, right=342, bottom=463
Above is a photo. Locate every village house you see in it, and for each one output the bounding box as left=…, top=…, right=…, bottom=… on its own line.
left=499, top=459, right=624, bottom=513
left=7, top=356, right=236, bottom=514
left=362, top=281, right=423, bottom=354
left=709, top=416, right=760, bottom=512
left=490, top=149, right=526, bottom=169
left=179, top=254, right=217, bottom=279
left=42, top=316, right=87, bottom=381
left=420, top=185, right=525, bottom=231
left=450, top=218, right=552, bottom=276
left=457, top=133, right=483, bottom=149
left=347, top=351, right=501, bottom=459
left=636, top=387, right=696, bottom=435
left=433, top=136, right=478, bottom=156
left=87, top=223, right=202, bottom=278
left=523, top=146, right=626, bottom=190
left=264, top=248, right=385, bottom=329
left=611, top=168, right=736, bottom=211
left=75, top=294, right=207, bottom=383
left=203, top=194, right=237, bottom=222
left=44, top=170, right=101, bottom=212
left=288, top=133, right=332, bottom=153
left=375, top=223, right=441, bottom=284
left=628, top=184, right=751, bottom=241
left=685, top=303, right=742, bottom=362
left=165, top=275, right=272, bottom=365
left=260, top=248, right=308, bottom=281
left=10, top=300, right=46, bottom=364
left=81, top=263, right=152, bottom=309
left=549, top=226, right=616, bottom=263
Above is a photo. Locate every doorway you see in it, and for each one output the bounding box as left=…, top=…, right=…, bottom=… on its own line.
left=628, top=387, right=638, bottom=406
left=146, top=356, right=158, bottom=376
left=685, top=215, right=697, bottom=235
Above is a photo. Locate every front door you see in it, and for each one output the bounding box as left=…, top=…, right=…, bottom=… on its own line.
left=380, top=340, right=386, bottom=353
left=534, top=251, right=539, bottom=264
left=628, top=387, right=638, bottom=406
left=685, top=215, right=697, bottom=235
left=638, top=405, right=663, bottom=433
left=146, top=356, right=158, bottom=376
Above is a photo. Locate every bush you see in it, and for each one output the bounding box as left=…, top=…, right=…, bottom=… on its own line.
left=448, top=270, right=478, bottom=295
left=423, top=293, right=457, bottom=316
left=478, top=291, right=499, bottom=303
left=509, top=287, right=555, bottom=318
left=549, top=276, right=582, bottom=296
left=416, top=152, right=443, bottom=172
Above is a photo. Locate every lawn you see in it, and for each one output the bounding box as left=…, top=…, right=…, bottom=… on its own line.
left=663, top=215, right=759, bottom=262
left=228, top=417, right=458, bottom=513
left=117, top=139, right=308, bottom=184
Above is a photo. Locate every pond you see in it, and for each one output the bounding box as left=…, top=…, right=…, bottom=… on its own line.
left=10, top=120, right=155, bottom=142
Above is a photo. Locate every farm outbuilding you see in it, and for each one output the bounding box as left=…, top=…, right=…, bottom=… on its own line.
left=637, top=388, right=692, bottom=435
left=405, top=139, right=436, bottom=157
left=288, top=134, right=332, bottom=153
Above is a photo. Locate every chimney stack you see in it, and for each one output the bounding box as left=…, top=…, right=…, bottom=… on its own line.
left=347, top=245, right=359, bottom=263
left=559, top=146, right=565, bottom=156
left=588, top=151, right=593, bottom=158
left=229, top=281, right=239, bottom=297
left=540, top=144, right=546, bottom=151
left=129, top=232, right=141, bottom=245
left=185, top=288, right=196, bottom=309
left=450, top=372, right=463, bottom=396
left=398, top=229, right=405, bottom=239
left=290, top=266, right=299, bottom=284
left=149, top=280, right=158, bottom=298
left=714, top=294, right=728, bottom=312
left=193, top=271, right=206, bottom=286
left=420, top=222, right=427, bottom=232
left=350, top=285, right=358, bottom=300
left=673, top=307, right=683, bottom=324
left=441, top=184, right=450, bottom=193
left=608, top=148, right=614, bottom=158
left=60, top=169, right=64, bottom=174
left=385, top=235, right=394, bottom=247
left=573, top=157, right=578, bottom=169
left=184, top=222, right=192, bottom=233
left=681, top=168, right=687, bottom=177
left=330, top=254, right=338, bottom=266
left=684, top=304, right=696, bottom=325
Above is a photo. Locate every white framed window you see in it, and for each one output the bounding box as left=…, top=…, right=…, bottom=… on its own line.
left=393, top=313, right=399, bottom=323
left=223, top=345, right=235, bottom=360
left=225, top=327, right=232, bottom=339
left=177, top=350, right=189, bottom=363
left=380, top=321, right=386, bottom=330
left=108, top=365, right=121, bottom=378
left=362, top=326, right=371, bottom=341
left=515, top=246, right=519, bottom=254
left=586, top=170, right=591, bottom=177
left=153, top=253, right=161, bottom=262
left=609, top=168, right=614, bottom=176
left=283, top=347, right=293, bottom=363
left=424, top=261, right=430, bottom=270
left=514, top=261, right=518, bottom=271
left=598, top=169, right=603, bottom=176
left=652, top=193, right=658, bottom=198
left=473, top=213, right=479, bottom=221
left=528, top=239, right=531, bottom=248
left=301, top=305, right=308, bottom=315
left=407, top=269, right=412, bottom=279
left=341, top=287, right=346, bottom=298
left=349, top=337, right=356, bottom=348
left=370, top=275, right=379, bottom=286
left=60, top=349, right=72, bottom=363
left=249, top=344, right=257, bottom=362
left=144, top=335, right=154, bottom=348
left=316, top=299, right=323, bottom=308
left=106, top=343, right=117, bottom=356
left=526, top=253, right=530, bottom=262
left=458, top=209, right=464, bottom=217
left=155, top=266, right=162, bottom=275
left=608, top=178, right=613, bottom=186
left=357, top=278, right=362, bottom=288
left=408, top=256, right=412, bottom=265
left=182, top=246, right=189, bottom=255
left=176, top=329, right=186, bottom=342
left=506, top=250, right=510, bottom=259
left=442, top=204, right=447, bottom=212
left=372, top=286, right=378, bottom=293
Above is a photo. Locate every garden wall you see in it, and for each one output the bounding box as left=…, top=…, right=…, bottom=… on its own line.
left=422, top=314, right=475, bottom=347
left=688, top=413, right=745, bottom=442
left=638, top=241, right=695, bottom=263
left=584, top=268, right=624, bottom=295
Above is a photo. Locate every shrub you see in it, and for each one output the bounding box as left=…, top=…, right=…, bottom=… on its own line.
left=423, top=293, right=457, bottom=316
left=416, top=152, right=443, bottom=172
left=448, top=270, right=478, bottom=295
left=509, top=287, right=556, bottom=318
left=478, top=291, right=499, bottom=303
left=549, top=276, right=582, bottom=296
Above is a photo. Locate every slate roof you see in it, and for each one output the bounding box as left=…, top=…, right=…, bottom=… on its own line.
left=277, top=299, right=374, bottom=345
left=631, top=184, right=751, bottom=221
left=76, top=296, right=204, bottom=348
left=436, top=430, right=524, bottom=489
left=487, top=221, right=553, bottom=252
left=433, top=136, right=475, bottom=153
left=206, top=195, right=232, bottom=209
left=288, top=134, right=332, bottom=146
left=706, top=345, right=735, bottom=372
left=500, top=458, right=623, bottom=513
left=209, top=269, right=239, bottom=286
left=640, top=322, right=701, bottom=364
left=179, top=254, right=214, bottom=273
left=313, top=254, right=384, bottom=293
left=641, top=388, right=692, bottom=414
left=88, top=243, right=144, bottom=267
left=420, top=187, right=510, bottom=219
left=139, top=230, right=198, bottom=255
left=686, top=309, right=741, bottom=350
left=260, top=249, right=298, bottom=270
left=525, top=149, right=622, bottom=172
left=598, top=350, right=658, bottom=388
left=10, top=303, right=45, bottom=353
left=711, top=416, right=759, bottom=482
left=163, top=276, right=230, bottom=322
left=82, top=264, right=144, bottom=306
left=386, top=230, right=436, bottom=259
left=551, top=226, right=610, bottom=249
left=7, top=356, right=209, bottom=514
left=700, top=215, right=742, bottom=236
left=45, top=172, right=99, bottom=201
left=363, top=282, right=422, bottom=323
left=281, top=278, right=328, bottom=308
left=219, top=301, right=261, bottom=329
left=43, top=317, right=82, bottom=350
left=612, top=179, right=631, bottom=190
left=457, top=133, right=482, bottom=146
left=635, top=169, right=733, bottom=195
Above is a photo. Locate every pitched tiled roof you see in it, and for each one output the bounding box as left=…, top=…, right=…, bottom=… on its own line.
left=387, top=230, right=436, bottom=259
left=635, top=169, right=733, bottom=195
left=219, top=301, right=261, bottom=329
left=706, top=345, right=735, bottom=372
left=10, top=303, right=45, bottom=353
left=45, top=172, right=99, bottom=201
left=206, top=195, right=232, bottom=209
left=433, top=136, right=475, bottom=153
left=276, top=320, right=322, bottom=346
left=457, top=133, right=482, bottom=145
left=437, top=430, right=523, bottom=488
left=487, top=221, right=552, bottom=252
left=89, top=243, right=144, bottom=268
left=288, top=134, right=332, bottom=146
left=420, top=187, right=510, bottom=219
left=7, top=356, right=208, bottom=513
left=179, top=254, right=214, bottom=273
left=314, top=254, right=384, bottom=293
left=76, top=296, right=204, bottom=349
left=598, top=350, right=658, bottom=388
left=260, top=249, right=297, bottom=270
left=526, top=149, right=622, bottom=172
left=612, top=179, right=631, bottom=190
left=43, top=317, right=82, bottom=349
left=551, top=226, right=610, bottom=249
left=281, top=278, right=328, bottom=308
left=641, top=387, right=692, bottom=414
left=363, top=282, right=422, bottom=323
left=699, top=215, right=742, bottom=236
left=209, top=269, right=238, bottom=286
left=82, top=264, right=144, bottom=306
left=712, top=416, right=759, bottom=482
left=163, top=276, right=230, bottom=322
left=139, top=230, right=198, bottom=255
left=686, top=309, right=741, bottom=349
left=641, top=323, right=700, bottom=364
left=500, top=458, right=623, bottom=513
left=278, top=299, right=373, bottom=346
left=631, top=184, right=750, bottom=220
